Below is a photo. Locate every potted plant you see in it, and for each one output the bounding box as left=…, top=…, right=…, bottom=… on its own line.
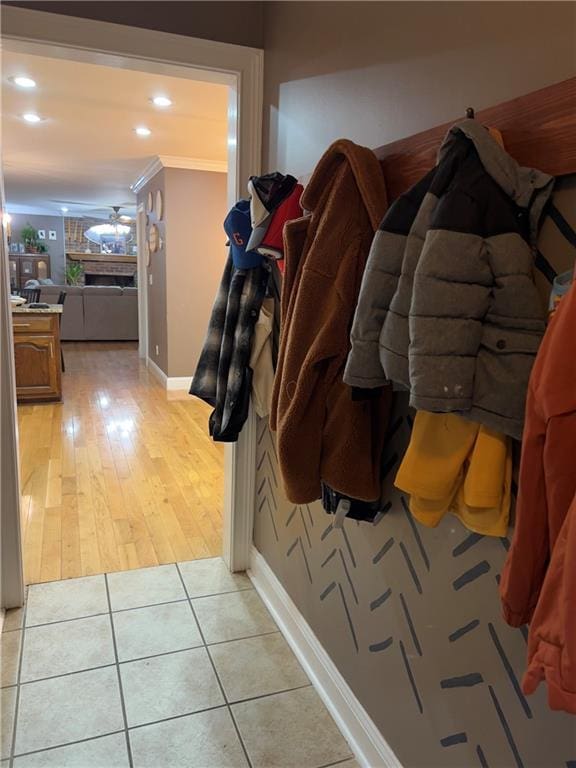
left=20, top=223, right=39, bottom=253
left=65, top=261, right=84, bottom=286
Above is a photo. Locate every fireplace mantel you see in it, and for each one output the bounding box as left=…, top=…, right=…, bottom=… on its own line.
left=67, top=251, right=137, bottom=264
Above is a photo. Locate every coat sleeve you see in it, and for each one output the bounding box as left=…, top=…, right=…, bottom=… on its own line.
left=408, top=188, right=492, bottom=412
left=499, top=381, right=548, bottom=626
left=343, top=228, right=403, bottom=387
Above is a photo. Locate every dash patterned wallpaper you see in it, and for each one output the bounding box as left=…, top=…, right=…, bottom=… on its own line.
left=253, top=397, right=576, bottom=767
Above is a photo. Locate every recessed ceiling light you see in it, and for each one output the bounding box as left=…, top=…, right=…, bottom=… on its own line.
left=151, top=95, right=172, bottom=108
left=11, top=75, right=36, bottom=89
left=134, top=126, right=151, bottom=137
left=22, top=113, right=42, bottom=124
left=61, top=207, right=69, bottom=213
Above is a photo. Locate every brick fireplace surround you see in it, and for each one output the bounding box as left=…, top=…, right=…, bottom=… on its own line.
left=67, top=253, right=137, bottom=287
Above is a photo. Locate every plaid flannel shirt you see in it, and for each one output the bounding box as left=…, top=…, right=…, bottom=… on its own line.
left=190, top=251, right=269, bottom=441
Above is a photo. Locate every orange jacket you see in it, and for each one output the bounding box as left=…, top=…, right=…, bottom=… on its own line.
left=270, top=139, right=390, bottom=504
left=500, top=282, right=576, bottom=713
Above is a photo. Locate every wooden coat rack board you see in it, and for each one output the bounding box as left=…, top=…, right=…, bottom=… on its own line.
left=375, top=76, right=576, bottom=202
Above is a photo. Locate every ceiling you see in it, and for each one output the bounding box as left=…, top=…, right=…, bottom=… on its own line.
left=2, top=50, right=229, bottom=217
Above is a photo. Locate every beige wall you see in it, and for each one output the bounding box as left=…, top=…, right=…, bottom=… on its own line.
left=138, top=167, right=227, bottom=379
left=256, top=3, right=576, bottom=766
left=5, top=1, right=265, bottom=48
left=263, top=1, right=576, bottom=175
left=164, top=168, right=227, bottom=378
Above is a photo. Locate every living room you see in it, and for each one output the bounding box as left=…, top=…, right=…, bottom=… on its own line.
left=3, top=45, right=230, bottom=584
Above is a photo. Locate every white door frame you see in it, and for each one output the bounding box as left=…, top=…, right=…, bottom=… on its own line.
left=1, top=189, right=25, bottom=610
left=0, top=7, right=263, bottom=606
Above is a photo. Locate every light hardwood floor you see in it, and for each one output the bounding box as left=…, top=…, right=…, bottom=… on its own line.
left=18, top=342, right=224, bottom=585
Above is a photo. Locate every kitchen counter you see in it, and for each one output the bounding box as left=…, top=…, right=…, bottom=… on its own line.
left=12, top=304, right=63, bottom=314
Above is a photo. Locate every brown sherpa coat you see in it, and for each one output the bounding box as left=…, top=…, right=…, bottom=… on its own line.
left=270, top=139, right=390, bottom=504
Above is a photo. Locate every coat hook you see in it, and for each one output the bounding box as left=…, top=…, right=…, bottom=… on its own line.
left=465, top=107, right=475, bottom=119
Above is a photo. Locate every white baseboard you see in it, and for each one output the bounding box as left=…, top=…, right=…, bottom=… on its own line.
left=166, top=376, right=193, bottom=392
left=248, top=546, right=402, bottom=768
left=146, top=358, right=192, bottom=391
left=146, top=357, right=167, bottom=387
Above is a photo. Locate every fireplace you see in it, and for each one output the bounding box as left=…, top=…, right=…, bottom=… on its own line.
left=67, top=252, right=138, bottom=288
left=84, top=272, right=136, bottom=287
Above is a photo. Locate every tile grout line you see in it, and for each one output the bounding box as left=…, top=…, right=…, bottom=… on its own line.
left=11, top=730, right=126, bottom=761
left=226, top=681, right=313, bottom=708
left=18, top=556, right=225, bottom=589
left=8, top=591, right=29, bottom=767
left=174, top=563, right=254, bottom=768
left=13, top=628, right=285, bottom=688
left=127, top=702, right=236, bottom=732
left=18, top=662, right=117, bottom=687
left=13, top=583, right=255, bottom=633
left=104, top=574, right=134, bottom=768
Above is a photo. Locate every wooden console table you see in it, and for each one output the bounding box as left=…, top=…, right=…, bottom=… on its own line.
left=12, top=305, right=63, bottom=403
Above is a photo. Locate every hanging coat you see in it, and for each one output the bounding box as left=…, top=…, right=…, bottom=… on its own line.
left=270, top=139, right=390, bottom=505
left=344, top=119, right=554, bottom=439
left=500, top=282, right=576, bottom=713
left=190, top=253, right=269, bottom=441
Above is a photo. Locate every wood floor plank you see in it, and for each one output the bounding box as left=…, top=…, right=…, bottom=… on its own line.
left=18, top=341, right=224, bottom=583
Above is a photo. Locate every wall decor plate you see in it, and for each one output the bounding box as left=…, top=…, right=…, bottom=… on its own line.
left=147, top=191, right=153, bottom=213
left=145, top=238, right=151, bottom=267
left=148, top=223, right=159, bottom=253
left=155, top=190, right=164, bottom=221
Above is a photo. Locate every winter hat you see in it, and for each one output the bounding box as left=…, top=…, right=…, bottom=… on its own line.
left=246, top=172, right=297, bottom=251
left=257, top=184, right=304, bottom=274
left=223, top=199, right=263, bottom=269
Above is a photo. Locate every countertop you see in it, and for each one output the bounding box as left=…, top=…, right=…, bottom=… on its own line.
left=12, top=305, right=63, bottom=314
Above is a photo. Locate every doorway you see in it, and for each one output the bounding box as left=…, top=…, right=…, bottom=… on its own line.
left=1, top=6, right=263, bottom=608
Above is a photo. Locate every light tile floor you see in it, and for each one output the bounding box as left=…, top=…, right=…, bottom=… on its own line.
left=1, top=558, right=357, bottom=768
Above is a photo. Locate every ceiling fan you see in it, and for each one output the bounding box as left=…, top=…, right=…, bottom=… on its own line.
left=109, top=206, right=133, bottom=224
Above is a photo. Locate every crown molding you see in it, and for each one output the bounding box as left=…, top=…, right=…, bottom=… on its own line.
left=131, top=155, right=228, bottom=193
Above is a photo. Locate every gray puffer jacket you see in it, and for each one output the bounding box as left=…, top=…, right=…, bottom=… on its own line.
left=344, top=119, right=554, bottom=439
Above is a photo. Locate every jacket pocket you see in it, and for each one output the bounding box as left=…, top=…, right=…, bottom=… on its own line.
left=473, top=325, right=543, bottom=427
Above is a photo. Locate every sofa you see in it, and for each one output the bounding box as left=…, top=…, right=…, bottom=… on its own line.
left=39, top=286, right=139, bottom=341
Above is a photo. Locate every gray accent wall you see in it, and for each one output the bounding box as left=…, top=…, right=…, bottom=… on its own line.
left=262, top=1, right=576, bottom=176
left=254, top=403, right=576, bottom=767
left=256, top=3, right=576, bottom=765
left=139, top=170, right=168, bottom=374
left=8, top=212, right=66, bottom=284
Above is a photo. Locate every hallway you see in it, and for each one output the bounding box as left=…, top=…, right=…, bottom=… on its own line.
left=18, top=343, right=224, bottom=585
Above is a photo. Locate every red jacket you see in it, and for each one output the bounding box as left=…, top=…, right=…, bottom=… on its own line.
left=500, top=282, right=576, bottom=713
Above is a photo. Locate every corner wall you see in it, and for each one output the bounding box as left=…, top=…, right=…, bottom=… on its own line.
left=257, top=2, right=576, bottom=765
left=164, top=168, right=227, bottom=378
left=138, top=167, right=227, bottom=379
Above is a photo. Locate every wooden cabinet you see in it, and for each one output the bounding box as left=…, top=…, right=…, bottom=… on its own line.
left=12, top=311, right=62, bottom=403
left=9, top=254, right=51, bottom=291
